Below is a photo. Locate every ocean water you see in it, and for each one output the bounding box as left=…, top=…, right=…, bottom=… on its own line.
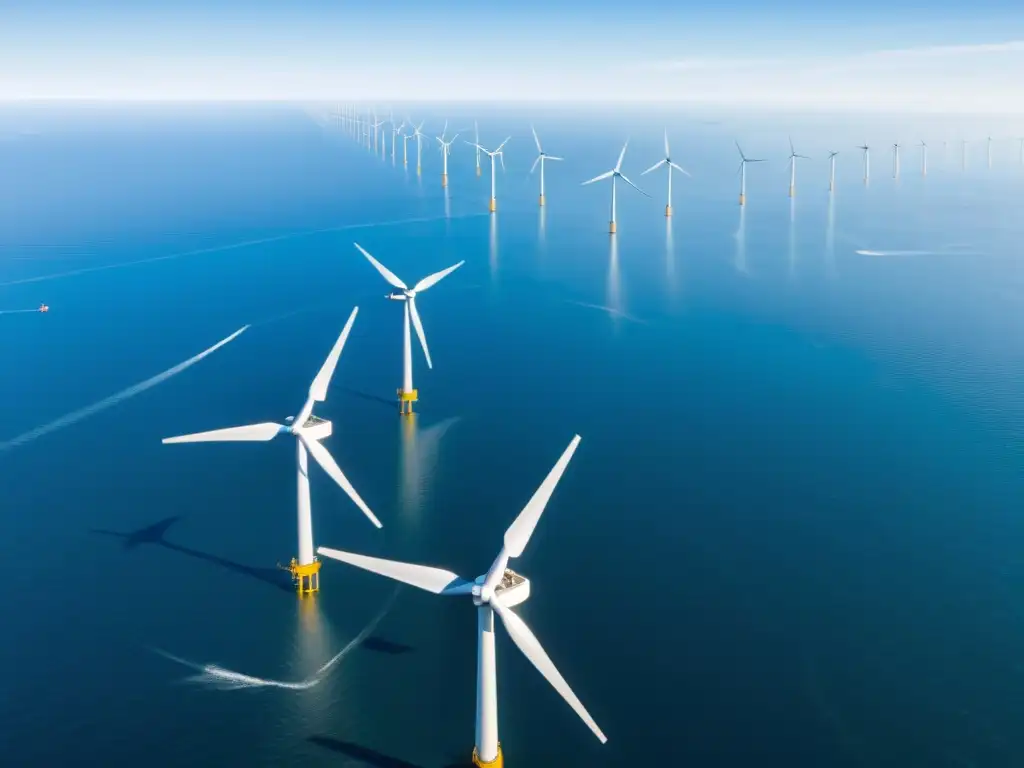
left=2, top=103, right=1024, bottom=767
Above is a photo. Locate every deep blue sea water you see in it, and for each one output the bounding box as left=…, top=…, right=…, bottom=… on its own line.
left=3, top=103, right=1024, bottom=766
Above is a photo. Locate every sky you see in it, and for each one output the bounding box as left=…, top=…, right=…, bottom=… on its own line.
left=2, top=1, right=1024, bottom=111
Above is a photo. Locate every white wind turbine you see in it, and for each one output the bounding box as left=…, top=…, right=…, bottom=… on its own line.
left=530, top=124, right=564, bottom=207
left=582, top=139, right=649, bottom=234
left=468, top=136, right=511, bottom=213
left=401, top=129, right=414, bottom=167
left=857, top=144, right=870, bottom=184
left=640, top=129, right=690, bottom=217
left=317, top=434, right=607, bottom=767
left=354, top=244, right=464, bottom=414
left=413, top=121, right=426, bottom=175
left=436, top=120, right=459, bottom=188
left=161, top=308, right=381, bottom=593
left=474, top=120, right=482, bottom=177
left=735, top=141, right=766, bottom=206
left=372, top=115, right=385, bottom=154
left=892, top=143, right=901, bottom=178
left=987, top=135, right=993, bottom=168
left=787, top=138, right=810, bottom=197
left=919, top=140, right=928, bottom=176
left=827, top=151, right=838, bottom=193
left=391, top=120, right=405, bottom=163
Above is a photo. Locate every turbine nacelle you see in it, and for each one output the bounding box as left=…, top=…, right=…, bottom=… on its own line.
left=387, top=291, right=410, bottom=301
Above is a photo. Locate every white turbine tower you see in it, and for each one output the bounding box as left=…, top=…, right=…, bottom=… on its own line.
left=413, top=121, right=426, bottom=176
left=987, top=135, right=993, bottom=168
left=468, top=137, right=511, bottom=213
left=787, top=137, right=810, bottom=197
left=317, top=434, right=607, bottom=768
left=827, top=150, right=838, bottom=193
left=735, top=141, right=765, bottom=206
left=474, top=120, right=482, bottom=177
left=919, top=140, right=928, bottom=177
left=372, top=115, right=385, bottom=154
left=640, top=129, right=690, bottom=217
left=436, top=120, right=459, bottom=188
left=161, top=308, right=381, bottom=593
left=581, top=139, right=649, bottom=234
left=353, top=244, right=464, bottom=414
left=391, top=120, right=405, bottom=163
left=530, top=124, right=564, bottom=207
left=857, top=144, right=870, bottom=184
left=401, top=129, right=414, bottom=167
left=892, top=143, right=901, bottom=178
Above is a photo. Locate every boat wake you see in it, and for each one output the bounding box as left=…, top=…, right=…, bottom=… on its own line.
left=566, top=300, right=648, bottom=325
left=153, top=586, right=399, bottom=691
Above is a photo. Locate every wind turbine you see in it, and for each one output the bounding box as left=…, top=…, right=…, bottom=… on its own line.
left=857, top=144, right=870, bottom=184
left=640, top=129, right=690, bottom=217
left=827, top=151, right=838, bottom=193
left=474, top=120, right=482, bottom=177
left=316, top=434, right=607, bottom=768
left=530, top=124, right=564, bottom=207
left=987, top=135, right=993, bottom=168
left=401, top=129, right=414, bottom=167
left=581, top=139, right=649, bottom=234
left=372, top=115, right=385, bottom=154
left=353, top=244, right=464, bottom=414
left=413, top=121, right=426, bottom=175
left=468, top=137, right=511, bottom=213
left=892, top=143, right=901, bottom=178
left=391, top=120, right=405, bottom=163
left=919, top=140, right=928, bottom=177
left=161, top=308, right=381, bottom=593
left=436, top=120, right=459, bottom=188
left=787, top=137, right=810, bottom=197
left=735, top=141, right=765, bottom=206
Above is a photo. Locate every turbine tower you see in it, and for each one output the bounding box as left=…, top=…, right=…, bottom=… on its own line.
left=401, top=129, right=413, bottom=167
left=582, top=139, right=650, bottom=234
left=857, top=144, right=870, bottom=184
left=640, top=129, right=691, bottom=217
left=787, top=137, right=810, bottom=197
left=413, top=121, right=426, bottom=176
left=987, top=136, right=993, bottom=168
left=436, top=120, right=459, bottom=188
left=827, top=151, right=838, bottom=193
left=530, top=124, right=564, bottom=207
left=354, top=244, right=464, bottom=415
left=474, top=120, right=482, bottom=177
left=391, top=120, right=405, bottom=163
left=372, top=115, right=385, bottom=154
left=892, top=143, right=901, bottom=179
left=919, top=140, right=928, bottom=177
left=161, top=308, right=381, bottom=593
left=735, top=141, right=766, bottom=206
left=316, top=434, right=608, bottom=768
left=468, top=137, right=511, bottom=213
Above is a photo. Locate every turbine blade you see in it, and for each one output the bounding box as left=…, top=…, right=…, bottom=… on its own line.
left=614, top=139, right=629, bottom=171
left=641, top=159, right=666, bottom=176
left=618, top=174, right=650, bottom=197
left=354, top=243, right=408, bottom=290
left=412, top=261, right=464, bottom=293
left=530, top=155, right=541, bottom=174
left=308, top=306, right=358, bottom=403
left=491, top=596, right=607, bottom=743
left=163, top=422, right=284, bottom=443
left=496, top=136, right=511, bottom=153
left=316, top=547, right=472, bottom=594
left=581, top=170, right=614, bottom=186
left=669, top=162, right=691, bottom=177
left=499, top=152, right=505, bottom=172
left=531, top=124, right=542, bottom=153
left=408, top=297, right=432, bottom=370
left=301, top=435, right=382, bottom=528
left=735, top=140, right=746, bottom=160
left=664, top=129, right=670, bottom=158
left=504, top=435, right=581, bottom=558
left=546, top=155, right=564, bottom=161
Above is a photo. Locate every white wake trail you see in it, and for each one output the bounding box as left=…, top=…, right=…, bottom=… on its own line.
left=155, top=587, right=400, bottom=691
left=567, top=300, right=649, bottom=325
left=0, top=309, right=39, bottom=315
left=0, top=212, right=488, bottom=288
left=856, top=249, right=982, bottom=257
left=0, top=325, right=248, bottom=453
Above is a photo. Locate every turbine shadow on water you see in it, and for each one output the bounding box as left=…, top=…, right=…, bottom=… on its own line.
left=90, top=516, right=294, bottom=594
left=307, top=736, right=472, bottom=768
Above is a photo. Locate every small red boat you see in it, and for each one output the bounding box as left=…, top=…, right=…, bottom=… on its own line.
left=38, top=304, right=49, bottom=313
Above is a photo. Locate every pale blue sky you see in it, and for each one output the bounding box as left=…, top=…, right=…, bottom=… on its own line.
left=2, top=2, right=1024, bottom=110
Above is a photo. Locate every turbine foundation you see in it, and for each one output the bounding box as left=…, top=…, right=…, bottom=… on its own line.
left=489, top=198, right=497, bottom=213
left=788, top=185, right=795, bottom=198
left=538, top=194, right=545, bottom=207
left=472, top=744, right=503, bottom=767
left=738, top=193, right=746, bottom=206
left=476, top=166, right=482, bottom=177
left=608, top=220, right=617, bottom=235
left=286, top=558, right=321, bottom=594
left=442, top=173, right=448, bottom=188
left=665, top=204, right=672, bottom=217
left=398, top=388, right=418, bottom=415
left=417, top=165, right=422, bottom=176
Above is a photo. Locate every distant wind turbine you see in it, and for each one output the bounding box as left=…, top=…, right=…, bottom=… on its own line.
left=987, top=136, right=993, bottom=168
left=474, top=120, right=482, bottom=177
left=401, top=129, right=413, bottom=167
left=582, top=139, right=650, bottom=234
left=857, top=144, right=870, bottom=184
left=372, top=114, right=385, bottom=154
left=640, top=130, right=690, bottom=217
left=827, top=151, right=838, bottom=193
left=735, top=141, right=765, bottom=206
left=391, top=120, right=405, bottom=163
left=413, top=121, right=426, bottom=176
left=468, top=137, right=511, bottom=213
left=530, top=125, right=563, bottom=207
left=436, top=121, right=459, bottom=188
left=787, top=137, right=810, bottom=197
left=892, top=143, right=901, bottom=179
left=919, top=141, right=928, bottom=177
